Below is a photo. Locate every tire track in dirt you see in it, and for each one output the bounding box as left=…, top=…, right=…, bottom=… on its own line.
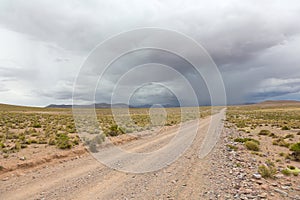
left=0, top=111, right=225, bottom=200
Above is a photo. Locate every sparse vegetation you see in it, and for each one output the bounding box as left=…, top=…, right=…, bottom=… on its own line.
left=56, top=133, right=72, bottom=149
left=282, top=168, right=292, bottom=176
left=227, top=105, right=300, bottom=183
left=281, top=126, right=290, bottom=130
left=245, top=141, right=260, bottom=151
left=227, top=107, right=300, bottom=130
left=0, top=104, right=212, bottom=157
left=226, top=144, right=238, bottom=151
left=258, top=130, right=270, bottom=136
left=272, top=138, right=290, bottom=148
left=282, top=166, right=300, bottom=176
left=284, top=134, right=294, bottom=139
left=258, top=164, right=276, bottom=178
left=234, top=137, right=260, bottom=145
left=290, top=142, right=300, bottom=161
left=104, top=125, right=125, bottom=137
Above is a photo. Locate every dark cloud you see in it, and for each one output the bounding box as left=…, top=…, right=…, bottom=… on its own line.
left=0, top=0, right=300, bottom=106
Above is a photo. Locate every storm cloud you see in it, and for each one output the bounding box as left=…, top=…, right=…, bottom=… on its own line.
left=0, top=0, right=300, bottom=106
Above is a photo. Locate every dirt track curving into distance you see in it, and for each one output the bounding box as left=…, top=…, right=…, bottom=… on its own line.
left=0, top=110, right=226, bottom=200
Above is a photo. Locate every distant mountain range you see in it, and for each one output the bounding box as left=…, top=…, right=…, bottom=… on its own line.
left=45, top=103, right=181, bottom=108
left=256, top=100, right=300, bottom=106
left=45, top=100, right=300, bottom=108
left=1, top=100, right=299, bottom=110
left=46, top=103, right=130, bottom=109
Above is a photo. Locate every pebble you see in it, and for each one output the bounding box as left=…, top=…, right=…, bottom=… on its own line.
left=19, top=156, right=26, bottom=161
left=281, top=185, right=290, bottom=190
left=252, top=173, right=261, bottom=179
left=274, top=188, right=288, bottom=197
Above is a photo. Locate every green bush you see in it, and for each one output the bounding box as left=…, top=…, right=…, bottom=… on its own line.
left=259, top=130, right=270, bottom=135
left=290, top=142, right=300, bottom=151
left=290, top=142, right=300, bottom=161
left=56, top=133, right=72, bottom=149
left=282, top=166, right=300, bottom=176
left=258, top=164, right=277, bottom=178
left=245, top=141, right=260, bottom=151
left=282, top=168, right=292, bottom=176
left=105, top=125, right=125, bottom=137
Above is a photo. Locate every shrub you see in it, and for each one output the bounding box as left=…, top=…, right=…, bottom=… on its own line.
left=290, top=142, right=300, bottom=152
left=284, top=134, right=294, bottom=139
left=297, top=131, right=300, bottom=135
left=290, top=142, right=300, bottom=161
left=272, top=138, right=290, bottom=148
left=56, top=133, right=72, bottom=149
left=237, top=121, right=246, bottom=128
left=0, top=165, right=3, bottom=171
left=279, top=152, right=285, bottom=157
left=105, top=125, right=125, bottom=137
left=88, top=141, right=98, bottom=153
left=282, top=126, right=290, bottom=130
left=282, top=166, right=300, bottom=176
left=259, top=130, right=270, bottom=136
left=37, top=138, right=47, bottom=144
left=93, top=134, right=105, bottom=145
left=268, top=133, right=277, bottom=138
left=282, top=168, right=292, bottom=176
left=245, top=141, right=260, bottom=151
left=226, top=144, right=238, bottom=151
left=32, top=123, right=42, bottom=128
left=48, top=137, right=56, bottom=145
left=14, top=141, right=21, bottom=151
left=234, top=138, right=260, bottom=145
left=258, top=164, right=277, bottom=178
left=265, top=159, right=275, bottom=167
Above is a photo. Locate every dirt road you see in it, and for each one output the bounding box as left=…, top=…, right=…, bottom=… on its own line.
left=0, top=110, right=226, bottom=200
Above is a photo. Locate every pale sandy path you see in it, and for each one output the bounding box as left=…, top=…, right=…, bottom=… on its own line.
left=0, top=110, right=225, bottom=200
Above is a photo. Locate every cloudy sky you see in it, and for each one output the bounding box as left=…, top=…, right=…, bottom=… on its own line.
left=0, top=0, right=300, bottom=107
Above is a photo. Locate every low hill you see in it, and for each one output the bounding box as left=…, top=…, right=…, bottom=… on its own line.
left=257, top=100, right=300, bottom=106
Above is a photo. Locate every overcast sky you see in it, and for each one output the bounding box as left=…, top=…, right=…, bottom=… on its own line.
left=0, top=0, right=300, bottom=107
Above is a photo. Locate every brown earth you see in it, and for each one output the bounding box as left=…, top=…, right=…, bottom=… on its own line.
left=0, top=113, right=225, bottom=200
